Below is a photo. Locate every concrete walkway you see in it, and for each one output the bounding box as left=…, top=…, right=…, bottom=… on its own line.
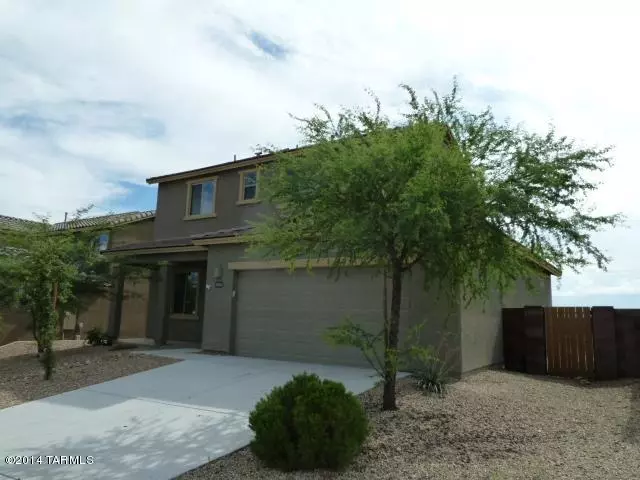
left=0, top=349, right=378, bottom=480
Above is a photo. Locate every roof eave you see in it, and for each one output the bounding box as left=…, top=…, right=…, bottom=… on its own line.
left=103, top=245, right=206, bottom=256
left=146, top=155, right=276, bottom=185
left=145, top=146, right=307, bottom=185
left=54, top=211, right=156, bottom=232
left=529, top=257, right=562, bottom=277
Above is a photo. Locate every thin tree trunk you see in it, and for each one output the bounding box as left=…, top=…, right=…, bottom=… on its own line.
left=74, top=307, right=81, bottom=338
left=52, top=282, right=58, bottom=311
left=42, top=282, right=59, bottom=380
left=31, top=307, right=44, bottom=355
left=52, top=282, right=59, bottom=338
left=382, top=262, right=403, bottom=411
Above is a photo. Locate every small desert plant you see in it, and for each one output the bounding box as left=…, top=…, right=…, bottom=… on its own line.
left=85, top=327, right=103, bottom=346
left=412, top=356, right=450, bottom=395
left=85, top=327, right=113, bottom=346
left=249, top=372, right=369, bottom=471
left=407, top=330, right=458, bottom=395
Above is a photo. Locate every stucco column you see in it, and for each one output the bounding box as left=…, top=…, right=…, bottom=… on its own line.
left=106, top=265, right=126, bottom=339
left=155, top=262, right=173, bottom=345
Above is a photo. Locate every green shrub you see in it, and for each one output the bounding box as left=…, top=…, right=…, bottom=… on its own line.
left=248, top=372, right=369, bottom=471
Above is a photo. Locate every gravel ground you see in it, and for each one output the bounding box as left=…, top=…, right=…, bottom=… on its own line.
left=0, top=340, right=179, bottom=410
left=0, top=339, right=87, bottom=360
left=178, top=369, right=640, bottom=480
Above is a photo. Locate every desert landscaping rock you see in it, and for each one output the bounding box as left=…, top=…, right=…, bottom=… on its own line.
left=0, top=340, right=179, bottom=410
left=0, top=339, right=86, bottom=360
left=178, top=369, right=640, bottom=480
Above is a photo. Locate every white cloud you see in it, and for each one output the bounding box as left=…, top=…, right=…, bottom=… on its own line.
left=0, top=0, right=638, bottom=300
left=553, top=216, right=640, bottom=297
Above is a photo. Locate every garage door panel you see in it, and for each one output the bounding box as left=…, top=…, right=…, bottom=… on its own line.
left=235, top=310, right=384, bottom=333
left=236, top=310, right=381, bottom=324
left=236, top=339, right=371, bottom=366
left=235, top=268, right=407, bottom=367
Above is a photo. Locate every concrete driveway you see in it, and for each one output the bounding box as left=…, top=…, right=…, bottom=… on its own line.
left=0, top=349, right=378, bottom=480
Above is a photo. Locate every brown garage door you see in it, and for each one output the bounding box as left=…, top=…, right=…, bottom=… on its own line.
left=235, top=267, right=408, bottom=367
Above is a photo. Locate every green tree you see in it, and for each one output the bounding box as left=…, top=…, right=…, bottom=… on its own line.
left=249, top=80, right=622, bottom=410
left=0, top=219, right=77, bottom=378
left=0, top=210, right=141, bottom=378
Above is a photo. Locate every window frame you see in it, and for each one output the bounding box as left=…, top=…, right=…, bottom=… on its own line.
left=96, top=231, right=110, bottom=252
left=237, top=169, right=260, bottom=205
left=184, top=176, right=218, bottom=220
left=170, top=270, right=200, bottom=318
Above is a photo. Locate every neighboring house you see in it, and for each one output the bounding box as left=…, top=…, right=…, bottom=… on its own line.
left=0, top=211, right=155, bottom=345
left=57, top=211, right=156, bottom=340
left=105, top=151, right=560, bottom=376
left=0, top=215, right=40, bottom=231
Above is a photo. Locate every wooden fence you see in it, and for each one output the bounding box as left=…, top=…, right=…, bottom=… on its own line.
left=503, top=306, right=640, bottom=379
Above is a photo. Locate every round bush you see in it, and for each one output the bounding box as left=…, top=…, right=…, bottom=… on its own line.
left=248, top=372, right=369, bottom=471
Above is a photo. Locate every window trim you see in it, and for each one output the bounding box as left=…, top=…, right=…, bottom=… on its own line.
left=184, top=176, right=218, bottom=220
left=236, top=169, right=261, bottom=205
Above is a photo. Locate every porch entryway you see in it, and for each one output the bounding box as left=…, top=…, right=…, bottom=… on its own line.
left=106, top=249, right=209, bottom=346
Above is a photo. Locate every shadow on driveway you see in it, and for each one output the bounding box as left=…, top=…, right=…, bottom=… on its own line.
left=1, top=351, right=379, bottom=480
left=1, top=410, right=250, bottom=480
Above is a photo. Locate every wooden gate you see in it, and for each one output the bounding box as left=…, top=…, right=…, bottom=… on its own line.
left=544, top=307, right=595, bottom=377
left=503, top=306, right=640, bottom=379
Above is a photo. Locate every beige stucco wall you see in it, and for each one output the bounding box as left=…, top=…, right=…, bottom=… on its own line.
left=76, top=296, right=111, bottom=334
left=119, top=276, right=152, bottom=338
left=403, top=268, right=462, bottom=376
left=202, top=244, right=248, bottom=352
left=0, top=308, right=32, bottom=345
left=459, top=288, right=503, bottom=373
left=109, top=219, right=155, bottom=248
left=73, top=220, right=156, bottom=338
left=460, top=272, right=552, bottom=373
left=154, top=171, right=271, bottom=241
left=502, top=274, right=552, bottom=308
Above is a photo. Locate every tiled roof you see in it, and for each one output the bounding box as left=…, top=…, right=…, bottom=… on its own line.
left=191, top=225, right=252, bottom=240
left=0, top=215, right=39, bottom=231
left=51, top=210, right=155, bottom=231
left=0, top=211, right=155, bottom=232
left=105, top=226, right=252, bottom=253
left=106, top=236, right=195, bottom=253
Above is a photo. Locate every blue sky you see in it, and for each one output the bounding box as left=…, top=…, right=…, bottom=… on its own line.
left=0, top=0, right=638, bottom=307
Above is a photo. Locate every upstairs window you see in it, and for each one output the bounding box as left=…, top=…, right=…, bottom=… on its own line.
left=96, top=232, right=110, bottom=252
left=186, top=178, right=217, bottom=218
left=238, top=170, right=258, bottom=203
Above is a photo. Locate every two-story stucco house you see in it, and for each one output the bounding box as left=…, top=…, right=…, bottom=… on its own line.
left=105, top=151, right=560, bottom=375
